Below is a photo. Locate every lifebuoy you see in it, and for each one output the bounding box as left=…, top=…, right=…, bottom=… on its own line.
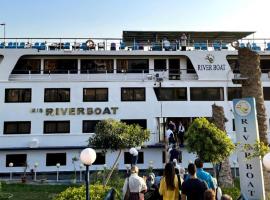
left=86, top=39, right=95, bottom=48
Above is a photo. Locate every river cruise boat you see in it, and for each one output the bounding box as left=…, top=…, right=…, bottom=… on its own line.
left=0, top=31, right=269, bottom=174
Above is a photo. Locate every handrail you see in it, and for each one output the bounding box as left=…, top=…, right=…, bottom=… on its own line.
left=1, top=37, right=270, bottom=52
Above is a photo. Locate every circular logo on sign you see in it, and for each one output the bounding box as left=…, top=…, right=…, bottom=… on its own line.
left=235, top=100, right=251, bottom=116
left=205, top=54, right=215, bottom=63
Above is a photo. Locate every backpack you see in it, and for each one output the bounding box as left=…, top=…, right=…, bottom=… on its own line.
left=169, top=133, right=175, bottom=143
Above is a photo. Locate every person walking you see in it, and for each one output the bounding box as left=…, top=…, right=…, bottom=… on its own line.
left=129, top=147, right=139, bottom=167
left=181, top=163, right=208, bottom=200
left=194, top=158, right=215, bottom=190
left=177, top=121, right=185, bottom=147
left=173, top=158, right=185, bottom=179
left=204, top=189, right=216, bottom=200
left=159, top=162, right=180, bottom=200
left=123, top=166, right=147, bottom=200
left=181, top=33, right=187, bottom=51
left=169, top=145, right=180, bottom=162
left=166, top=124, right=176, bottom=146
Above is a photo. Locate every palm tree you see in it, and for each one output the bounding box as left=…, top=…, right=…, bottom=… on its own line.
left=236, top=46, right=270, bottom=195
left=212, top=104, right=234, bottom=188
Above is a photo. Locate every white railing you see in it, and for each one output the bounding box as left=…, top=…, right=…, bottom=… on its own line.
left=2, top=37, right=270, bottom=52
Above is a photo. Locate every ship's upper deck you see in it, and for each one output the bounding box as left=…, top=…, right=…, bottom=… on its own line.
left=1, top=31, right=270, bottom=83
left=0, top=31, right=266, bottom=52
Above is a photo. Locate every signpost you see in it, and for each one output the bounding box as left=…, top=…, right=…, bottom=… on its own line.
left=233, top=97, right=265, bottom=199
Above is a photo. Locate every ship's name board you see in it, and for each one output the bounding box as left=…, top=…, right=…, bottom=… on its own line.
left=31, top=107, right=119, bottom=116
left=197, top=64, right=226, bottom=71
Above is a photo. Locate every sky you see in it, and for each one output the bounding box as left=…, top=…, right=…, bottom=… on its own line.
left=1, top=0, right=270, bottom=38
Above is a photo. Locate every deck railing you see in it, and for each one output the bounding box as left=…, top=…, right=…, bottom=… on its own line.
left=1, top=37, right=270, bottom=52
left=9, top=68, right=199, bottom=81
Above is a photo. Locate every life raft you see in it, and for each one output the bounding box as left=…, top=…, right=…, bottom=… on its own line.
left=86, top=39, right=95, bottom=49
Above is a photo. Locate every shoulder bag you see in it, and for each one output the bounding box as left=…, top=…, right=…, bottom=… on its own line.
left=124, top=178, right=130, bottom=200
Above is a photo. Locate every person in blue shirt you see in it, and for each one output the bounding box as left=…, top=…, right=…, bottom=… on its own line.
left=194, top=158, right=215, bottom=190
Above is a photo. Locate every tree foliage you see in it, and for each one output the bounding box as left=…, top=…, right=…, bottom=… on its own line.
left=54, top=184, right=111, bottom=200
left=185, top=117, right=235, bottom=163
left=241, top=140, right=270, bottom=160
left=87, top=119, right=150, bottom=186
left=88, top=119, right=150, bottom=151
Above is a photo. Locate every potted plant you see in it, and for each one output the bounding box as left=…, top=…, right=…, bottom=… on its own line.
left=21, top=162, right=29, bottom=183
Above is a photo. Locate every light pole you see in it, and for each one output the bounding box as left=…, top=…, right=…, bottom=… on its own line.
left=80, top=148, right=96, bottom=200
left=34, top=162, right=39, bottom=181
left=233, top=160, right=237, bottom=178
left=103, top=164, right=107, bottom=185
left=56, top=163, right=60, bottom=182
left=0, top=23, right=5, bottom=43
left=149, top=160, right=154, bottom=173
left=9, top=162, right=13, bottom=180
left=79, top=163, right=84, bottom=182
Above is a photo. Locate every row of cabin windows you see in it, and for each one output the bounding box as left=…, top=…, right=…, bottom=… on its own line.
left=5, top=88, right=144, bottom=102
left=5, top=152, right=144, bottom=167
left=3, top=87, right=245, bottom=103
left=12, top=58, right=270, bottom=75
left=3, top=119, right=147, bottom=135
left=12, top=58, right=196, bottom=74
left=6, top=87, right=270, bottom=102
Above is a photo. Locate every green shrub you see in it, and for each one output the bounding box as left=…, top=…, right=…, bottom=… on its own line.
left=54, top=184, right=110, bottom=200
left=221, top=187, right=241, bottom=200
left=0, top=193, right=13, bottom=200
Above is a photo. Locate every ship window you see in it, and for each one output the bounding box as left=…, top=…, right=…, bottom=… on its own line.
left=190, top=87, right=224, bottom=101
left=153, top=87, right=187, bottom=101
left=117, top=59, right=149, bottom=73
left=5, top=88, right=31, bottom=103
left=232, top=119, right=235, bottom=131
left=227, top=87, right=242, bottom=101
left=121, top=88, right=145, bottom=101
left=169, top=59, right=180, bottom=80
left=260, top=60, right=270, bottom=73
left=81, top=59, right=113, bottom=73
left=12, top=59, right=41, bottom=74
left=121, top=119, right=147, bottom=129
left=154, top=59, right=166, bottom=71
left=83, top=88, right=108, bottom=102
left=124, top=152, right=144, bottom=164
left=44, top=59, right=77, bottom=74
left=186, top=57, right=196, bottom=74
left=4, top=121, right=31, bottom=135
left=263, top=87, right=270, bottom=100
left=83, top=120, right=101, bottom=133
left=92, top=153, right=106, bottom=165
left=6, top=154, right=27, bottom=167
left=44, top=88, right=70, bottom=102
left=227, top=59, right=240, bottom=73
left=44, top=121, right=70, bottom=134
left=46, top=153, right=66, bottom=166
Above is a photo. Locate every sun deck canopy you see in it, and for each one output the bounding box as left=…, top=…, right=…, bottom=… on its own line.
left=122, top=31, right=254, bottom=45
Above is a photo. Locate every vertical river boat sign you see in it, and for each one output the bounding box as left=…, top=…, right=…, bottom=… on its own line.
left=233, top=97, right=265, bottom=200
